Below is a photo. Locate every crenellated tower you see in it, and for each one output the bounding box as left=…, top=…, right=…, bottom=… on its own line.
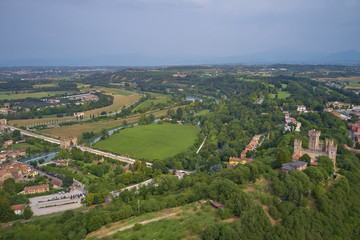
left=293, top=139, right=303, bottom=157
left=308, top=129, right=321, bottom=151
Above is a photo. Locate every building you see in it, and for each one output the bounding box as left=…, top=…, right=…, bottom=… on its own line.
left=74, top=112, right=84, bottom=117
left=11, top=204, right=26, bottom=215
left=51, top=178, right=63, bottom=187
left=60, top=137, right=78, bottom=149
left=3, top=139, right=13, bottom=148
left=282, top=161, right=308, bottom=171
left=0, top=161, right=37, bottom=185
left=0, top=118, right=7, bottom=125
left=23, top=184, right=49, bottom=194
left=209, top=200, right=225, bottom=209
left=229, top=157, right=247, bottom=165
left=293, top=129, right=337, bottom=169
left=0, top=149, right=26, bottom=161
left=349, top=121, right=360, bottom=142
left=326, top=101, right=351, bottom=109
left=297, top=105, right=307, bottom=112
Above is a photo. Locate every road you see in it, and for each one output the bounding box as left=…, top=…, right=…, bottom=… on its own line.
left=111, top=178, right=154, bottom=197
left=4, top=125, right=61, bottom=144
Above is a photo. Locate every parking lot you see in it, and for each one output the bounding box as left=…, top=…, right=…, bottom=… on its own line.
left=29, top=188, right=85, bottom=216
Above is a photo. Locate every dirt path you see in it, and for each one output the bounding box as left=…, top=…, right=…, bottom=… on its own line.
left=86, top=208, right=181, bottom=239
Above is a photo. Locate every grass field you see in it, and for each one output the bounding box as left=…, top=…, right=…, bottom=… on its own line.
left=0, top=91, right=69, bottom=100
left=87, top=203, right=219, bottom=240
left=38, top=108, right=179, bottom=139
left=195, top=109, right=210, bottom=116
left=270, top=91, right=291, bottom=99
left=94, top=122, right=199, bottom=160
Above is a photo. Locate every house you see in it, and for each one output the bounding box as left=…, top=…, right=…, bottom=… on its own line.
left=297, top=105, right=306, bottom=112
left=281, top=161, right=308, bottom=171
left=3, top=139, right=13, bottom=148
left=327, top=101, right=351, bottom=109
left=23, top=184, right=49, bottom=194
left=51, top=178, right=63, bottom=187
left=74, top=112, right=84, bottom=117
left=10, top=204, right=26, bottom=215
left=229, top=157, right=246, bottom=165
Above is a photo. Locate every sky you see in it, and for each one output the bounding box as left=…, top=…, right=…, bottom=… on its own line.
left=0, top=0, right=359, bottom=63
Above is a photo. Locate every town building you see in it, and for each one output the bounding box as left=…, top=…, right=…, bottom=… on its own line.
left=293, top=129, right=337, bottom=169
left=60, top=137, right=78, bottom=149
left=349, top=121, right=360, bottom=142
left=23, top=184, right=49, bottom=194
left=74, top=112, right=84, bottom=117
left=228, top=135, right=262, bottom=167
left=0, top=119, right=7, bottom=125
left=0, top=149, right=27, bottom=163
left=10, top=204, right=26, bottom=215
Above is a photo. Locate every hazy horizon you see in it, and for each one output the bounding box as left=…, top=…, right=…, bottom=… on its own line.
left=1, top=0, right=359, bottom=65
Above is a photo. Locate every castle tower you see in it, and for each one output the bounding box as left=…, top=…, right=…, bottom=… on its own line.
left=293, top=139, right=302, bottom=157
left=308, top=129, right=321, bottom=151
left=325, top=138, right=337, bottom=166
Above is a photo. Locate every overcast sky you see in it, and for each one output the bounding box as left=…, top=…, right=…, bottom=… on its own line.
left=0, top=0, right=359, bottom=61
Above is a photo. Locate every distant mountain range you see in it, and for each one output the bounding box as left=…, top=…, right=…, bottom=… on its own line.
left=1, top=50, right=360, bottom=66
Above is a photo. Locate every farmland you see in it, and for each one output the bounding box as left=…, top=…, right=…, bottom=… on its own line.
left=94, top=122, right=199, bottom=160
left=8, top=92, right=141, bottom=127
left=0, top=91, right=69, bottom=100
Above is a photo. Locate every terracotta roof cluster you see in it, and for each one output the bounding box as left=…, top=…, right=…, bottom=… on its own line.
left=0, top=162, right=37, bottom=185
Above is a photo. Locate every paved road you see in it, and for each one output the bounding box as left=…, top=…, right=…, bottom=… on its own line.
left=111, top=179, right=154, bottom=197
left=4, top=125, right=61, bottom=144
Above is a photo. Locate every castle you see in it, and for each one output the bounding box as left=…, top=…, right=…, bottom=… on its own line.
left=293, top=129, right=337, bottom=167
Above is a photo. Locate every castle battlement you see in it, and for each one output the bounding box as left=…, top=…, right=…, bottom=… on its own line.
left=293, top=130, right=337, bottom=170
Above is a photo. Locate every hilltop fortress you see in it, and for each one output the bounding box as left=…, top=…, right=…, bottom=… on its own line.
left=293, top=129, right=337, bottom=167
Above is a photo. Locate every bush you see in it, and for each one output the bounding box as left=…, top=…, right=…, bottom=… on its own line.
left=133, top=223, right=142, bottom=231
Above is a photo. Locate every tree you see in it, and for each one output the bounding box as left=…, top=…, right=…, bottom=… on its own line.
left=299, top=154, right=311, bottom=166
left=38, top=158, right=45, bottom=164
left=62, top=176, right=73, bottom=187
left=176, top=107, right=183, bottom=120
left=57, top=150, right=69, bottom=159
left=11, top=130, right=21, bottom=141
left=0, top=197, right=13, bottom=222
left=30, top=161, right=38, bottom=167
left=23, top=206, right=33, bottom=219
left=277, top=150, right=290, bottom=168
left=3, top=178, right=16, bottom=195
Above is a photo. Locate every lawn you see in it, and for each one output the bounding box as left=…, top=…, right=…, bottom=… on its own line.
left=94, top=122, right=199, bottom=160
left=270, top=91, right=291, bottom=99
left=0, top=91, right=69, bottom=100
left=195, top=109, right=210, bottom=116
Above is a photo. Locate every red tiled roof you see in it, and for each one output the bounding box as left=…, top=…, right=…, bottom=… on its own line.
left=293, top=154, right=302, bottom=160
left=24, top=184, right=49, bottom=191
left=11, top=204, right=26, bottom=211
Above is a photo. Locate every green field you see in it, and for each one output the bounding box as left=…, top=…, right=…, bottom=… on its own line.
left=0, top=91, right=69, bottom=100
left=94, top=123, right=199, bottom=160
left=270, top=91, right=291, bottom=99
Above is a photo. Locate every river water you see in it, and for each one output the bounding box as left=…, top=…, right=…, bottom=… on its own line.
left=19, top=152, right=58, bottom=164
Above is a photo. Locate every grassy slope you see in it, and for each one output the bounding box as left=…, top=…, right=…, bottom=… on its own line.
left=94, top=123, right=199, bottom=160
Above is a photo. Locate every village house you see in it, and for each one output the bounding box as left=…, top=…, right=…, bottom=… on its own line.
left=3, top=139, right=13, bottom=148
left=11, top=204, right=26, bottom=215
left=74, top=112, right=84, bottom=117
left=0, top=149, right=26, bottom=162
left=23, top=184, right=49, bottom=194
left=297, top=105, right=307, bottom=112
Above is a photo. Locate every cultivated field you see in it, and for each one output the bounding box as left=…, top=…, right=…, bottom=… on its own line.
left=8, top=93, right=141, bottom=127
left=0, top=91, right=69, bottom=100
left=94, top=122, right=199, bottom=160
left=38, top=108, right=178, bottom=139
